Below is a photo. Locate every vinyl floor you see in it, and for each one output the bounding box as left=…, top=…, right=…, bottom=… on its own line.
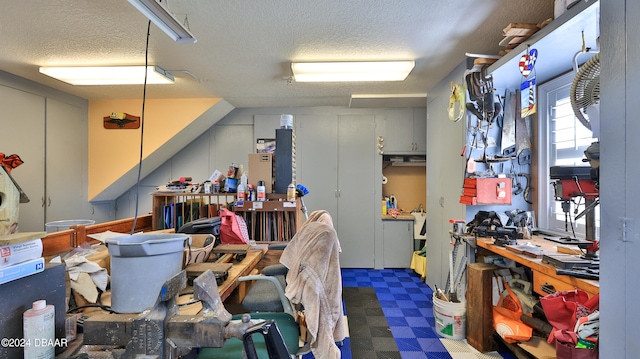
left=302, top=268, right=517, bottom=359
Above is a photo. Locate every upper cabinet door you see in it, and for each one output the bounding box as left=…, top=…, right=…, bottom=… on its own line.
left=383, top=108, right=426, bottom=154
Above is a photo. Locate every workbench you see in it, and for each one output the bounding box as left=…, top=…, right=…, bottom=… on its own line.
left=58, top=246, right=267, bottom=357
left=180, top=246, right=267, bottom=314
left=471, top=235, right=599, bottom=297
left=467, top=235, right=599, bottom=358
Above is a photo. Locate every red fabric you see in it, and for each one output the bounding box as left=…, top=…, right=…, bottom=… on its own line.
left=219, top=208, right=249, bottom=244
left=540, top=290, right=599, bottom=345
left=0, top=153, right=24, bottom=173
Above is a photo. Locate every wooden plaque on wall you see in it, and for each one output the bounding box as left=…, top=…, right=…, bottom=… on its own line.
left=103, top=113, right=140, bottom=129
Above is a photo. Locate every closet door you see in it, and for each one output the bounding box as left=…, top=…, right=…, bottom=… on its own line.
left=45, top=98, right=87, bottom=223
left=294, top=115, right=338, bottom=220
left=0, top=85, right=46, bottom=232
left=337, top=114, right=376, bottom=268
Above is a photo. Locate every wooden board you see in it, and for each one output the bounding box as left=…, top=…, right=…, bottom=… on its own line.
left=503, top=23, right=539, bottom=37
left=466, top=263, right=499, bottom=352
left=212, top=244, right=251, bottom=254
left=506, top=244, right=545, bottom=259
left=185, top=262, right=233, bottom=277
left=517, top=337, right=557, bottom=359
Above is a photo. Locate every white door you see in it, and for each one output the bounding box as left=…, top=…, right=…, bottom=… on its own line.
left=294, top=114, right=339, bottom=220
left=45, top=98, right=87, bottom=224
left=0, top=85, right=46, bottom=232
left=337, top=114, right=376, bottom=268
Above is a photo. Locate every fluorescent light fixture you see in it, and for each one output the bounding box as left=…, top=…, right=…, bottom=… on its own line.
left=128, top=0, right=197, bottom=44
left=38, top=66, right=175, bottom=85
left=349, top=93, right=427, bottom=108
left=291, top=61, right=415, bottom=82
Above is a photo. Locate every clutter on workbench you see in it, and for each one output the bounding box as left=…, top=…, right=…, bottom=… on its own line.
left=155, top=176, right=202, bottom=193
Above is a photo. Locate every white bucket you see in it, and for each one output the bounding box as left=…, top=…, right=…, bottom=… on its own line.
left=106, top=233, right=190, bottom=313
left=280, top=114, right=293, bottom=129
left=433, top=294, right=466, bottom=340
left=45, top=219, right=95, bottom=233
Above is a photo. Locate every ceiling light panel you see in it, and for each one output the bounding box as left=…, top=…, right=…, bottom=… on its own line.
left=38, top=66, right=175, bottom=85
left=291, top=61, right=415, bottom=82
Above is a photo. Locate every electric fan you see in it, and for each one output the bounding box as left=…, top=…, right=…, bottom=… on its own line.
left=570, top=52, right=600, bottom=136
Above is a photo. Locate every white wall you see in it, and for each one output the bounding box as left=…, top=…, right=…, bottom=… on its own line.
left=425, top=60, right=469, bottom=290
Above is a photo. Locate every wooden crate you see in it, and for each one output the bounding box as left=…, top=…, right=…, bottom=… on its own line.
left=466, top=263, right=499, bottom=352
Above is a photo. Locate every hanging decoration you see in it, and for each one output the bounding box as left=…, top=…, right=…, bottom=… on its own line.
left=103, top=112, right=141, bottom=129
left=448, top=82, right=466, bottom=122
left=519, top=48, right=538, bottom=117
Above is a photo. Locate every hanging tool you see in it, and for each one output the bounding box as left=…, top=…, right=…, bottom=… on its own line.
left=501, top=90, right=517, bottom=157
left=445, top=219, right=465, bottom=294
left=514, top=90, right=532, bottom=165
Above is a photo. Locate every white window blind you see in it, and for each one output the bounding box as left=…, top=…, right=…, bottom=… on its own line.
left=538, top=72, right=599, bottom=239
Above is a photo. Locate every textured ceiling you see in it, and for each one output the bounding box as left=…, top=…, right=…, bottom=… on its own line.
left=0, top=0, right=554, bottom=108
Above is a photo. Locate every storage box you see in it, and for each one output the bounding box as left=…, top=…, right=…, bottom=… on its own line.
left=248, top=153, right=274, bottom=193
left=0, top=238, right=43, bottom=267
left=460, top=178, right=512, bottom=205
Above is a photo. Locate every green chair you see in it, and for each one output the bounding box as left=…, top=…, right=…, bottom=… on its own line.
left=196, top=263, right=309, bottom=358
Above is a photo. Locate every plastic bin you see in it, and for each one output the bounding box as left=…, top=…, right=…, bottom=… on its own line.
left=45, top=219, right=95, bottom=233
left=106, top=233, right=190, bottom=313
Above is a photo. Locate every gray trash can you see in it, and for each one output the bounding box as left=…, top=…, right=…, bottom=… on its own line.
left=106, top=233, right=190, bottom=313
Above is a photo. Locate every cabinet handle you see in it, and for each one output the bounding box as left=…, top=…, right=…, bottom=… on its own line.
left=47, top=196, right=51, bottom=207
left=41, top=196, right=45, bottom=207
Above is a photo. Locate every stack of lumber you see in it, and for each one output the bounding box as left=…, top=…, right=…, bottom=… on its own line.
left=498, top=19, right=552, bottom=55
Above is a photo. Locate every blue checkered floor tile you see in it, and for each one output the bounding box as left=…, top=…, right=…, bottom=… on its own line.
left=338, top=268, right=517, bottom=359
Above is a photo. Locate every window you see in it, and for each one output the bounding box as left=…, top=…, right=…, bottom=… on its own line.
left=537, top=71, right=599, bottom=239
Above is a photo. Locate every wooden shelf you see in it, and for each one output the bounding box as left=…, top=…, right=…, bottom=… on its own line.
left=150, top=193, right=302, bottom=242
left=151, top=192, right=235, bottom=231
left=234, top=199, right=302, bottom=242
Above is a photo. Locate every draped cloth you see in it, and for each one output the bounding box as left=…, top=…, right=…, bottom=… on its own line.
left=280, top=210, right=345, bottom=359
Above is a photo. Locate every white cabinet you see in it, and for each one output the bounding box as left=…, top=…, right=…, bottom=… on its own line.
left=382, top=219, right=414, bottom=268
left=382, top=108, right=426, bottom=154
left=0, top=83, right=87, bottom=232
left=295, top=113, right=377, bottom=268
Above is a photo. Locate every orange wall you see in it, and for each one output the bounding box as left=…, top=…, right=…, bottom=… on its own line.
left=88, top=98, right=221, bottom=200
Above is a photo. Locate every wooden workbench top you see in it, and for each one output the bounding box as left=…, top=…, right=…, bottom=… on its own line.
left=474, top=235, right=599, bottom=295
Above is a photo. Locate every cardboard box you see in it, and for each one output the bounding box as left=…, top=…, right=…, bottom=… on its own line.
left=0, top=257, right=45, bottom=285
left=248, top=153, right=274, bottom=193
left=0, top=238, right=43, bottom=267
